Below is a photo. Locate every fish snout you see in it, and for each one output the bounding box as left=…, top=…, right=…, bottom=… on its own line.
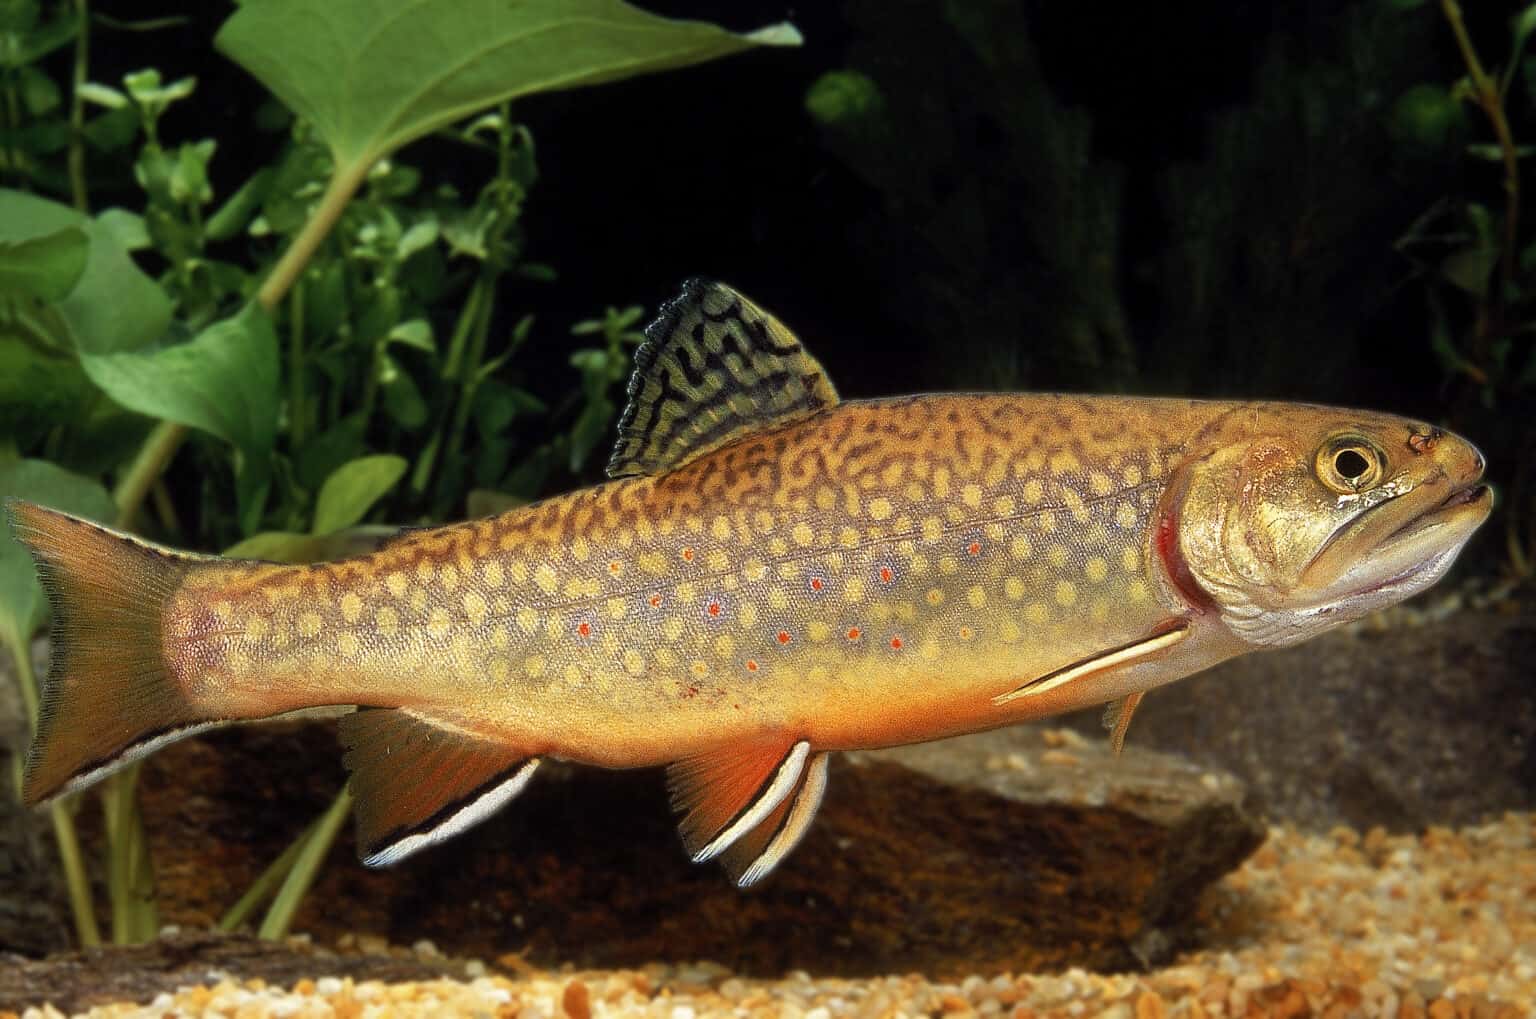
left=1408, top=425, right=1486, bottom=491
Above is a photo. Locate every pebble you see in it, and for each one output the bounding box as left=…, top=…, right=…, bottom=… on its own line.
left=13, top=813, right=1534, bottom=1018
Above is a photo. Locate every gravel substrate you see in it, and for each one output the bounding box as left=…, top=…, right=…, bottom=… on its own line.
left=13, top=812, right=1535, bottom=1019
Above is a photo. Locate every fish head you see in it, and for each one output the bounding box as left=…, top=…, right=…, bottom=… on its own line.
left=1166, top=404, right=1492, bottom=647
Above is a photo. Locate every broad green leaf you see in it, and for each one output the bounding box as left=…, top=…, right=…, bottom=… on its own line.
left=312, top=455, right=407, bottom=535
left=0, top=460, right=116, bottom=653
left=0, top=226, right=88, bottom=301
left=216, top=0, right=800, bottom=170
left=0, top=190, right=171, bottom=354
left=79, top=301, right=279, bottom=459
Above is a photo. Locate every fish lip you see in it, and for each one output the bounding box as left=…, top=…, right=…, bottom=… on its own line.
left=1340, top=482, right=1492, bottom=599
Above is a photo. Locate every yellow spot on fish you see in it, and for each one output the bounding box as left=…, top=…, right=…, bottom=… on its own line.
left=623, top=649, right=646, bottom=676
left=1122, top=548, right=1140, bottom=573
left=439, top=563, right=459, bottom=591
left=637, top=551, right=666, bottom=575
left=869, top=497, right=893, bottom=521
left=904, top=481, right=926, bottom=502
left=1115, top=502, right=1138, bottom=529
left=767, top=587, right=789, bottom=611
left=690, top=660, right=709, bottom=678
left=792, top=522, right=815, bottom=546
left=769, top=537, right=789, bottom=556
left=777, top=561, right=802, bottom=581
left=1049, top=450, right=1080, bottom=474
left=737, top=601, right=759, bottom=628
left=411, top=589, right=428, bottom=612
left=713, top=633, right=736, bottom=657
left=838, top=526, right=860, bottom=548
left=533, top=563, right=558, bottom=594
left=508, top=560, right=528, bottom=584
left=481, top=560, right=504, bottom=588
left=1128, top=579, right=1149, bottom=603
left=815, top=487, right=837, bottom=510
left=961, top=484, right=982, bottom=508
left=571, top=537, right=591, bottom=562
left=753, top=510, right=775, bottom=534
left=490, top=626, right=511, bottom=650
left=1010, top=535, right=1031, bottom=559
left=1055, top=580, right=1078, bottom=607
left=711, top=516, right=733, bottom=540
left=743, top=557, right=768, bottom=582
left=336, top=632, right=361, bottom=657
left=563, top=578, right=585, bottom=600
left=375, top=606, right=398, bottom=636
left=1122, top=464, right=1143, bottom=486
left=844, top=577, right=866, bottom=603
left=1004, top=577, right=1026, bottom=600
left=1048, top=545, right=1069, bottom=568
left=1062, top=487, right=1088, bottom=522
left=1038, top=510, right=1057, bottom=534
left=662, top=617, right=685, bottom=641
left=297, top=611, right=322, bottom=637
left=921, top=516, right=944, bottom=542
left=938, top=555, right=959, bottom=576
left=1023, top=479, right=1044, bottom=504
left=427, top=608, right=452, bottom=640
left=462, top=590, right=488, bottom=625
left=607, top=597, right=628, bottom=620
left=245, top=615, right=267, bottom=641
left=516, top=607, right=539, bottom=634
left=489, top=659, right=511, bottom=684
left=1026, top=602, right=1050, bottom=626
left=525, top=655, right=545, bottom=678
left=1090, top=599, right=1110, bottom=623
left=919, top=639, right=941, bottom=661
left=1085, top=557, right=1108, bottom=583
left=993, top=495, right=1016, bottom=516
left=925, top=588, right=945, bottom=606
left=1000, top=619, right=1022, bottom=643
left=933, top=467, right=951, bottom=499
left=385, top=572, right=408, bottom=598
left=1089, top=471, right=1114, bottom=497
left=967, top=585, right=987, bottom=609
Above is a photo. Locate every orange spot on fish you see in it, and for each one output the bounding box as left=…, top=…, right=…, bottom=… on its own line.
left=648, top=593, right=664, bottom=609
left=776, top=630, right=792, bottom=645
left=608, top=560, right=622, bottom=574
left=879, top=566, right=895, bottom=585
left=745, top=659, right=760, bottom=672
left=889, top=636, right=904, bottom=650
left=960, top=626, right=974, bottom=640
left=681, top=546, right=695, bottom=563
left=846, top=626, right=862, bottom=641
left=707, top=600, right=723, bottom=618
left=809, top=576, right=825, bottom=592
left=576, top=620, right=592, bottom=639
left=967, top=540, right=982, bottom=556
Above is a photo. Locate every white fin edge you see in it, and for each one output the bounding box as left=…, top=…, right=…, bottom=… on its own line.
left=737, top=751, right=829, bottom=888
left=362, top=758, right=541, bottom=868
left=693, top=740, right=810, bottom=864
left=992, top=625, right=1189, bottom=705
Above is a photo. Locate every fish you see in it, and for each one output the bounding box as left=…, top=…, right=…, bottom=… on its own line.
left=6, top=279, right=1492, bottom=885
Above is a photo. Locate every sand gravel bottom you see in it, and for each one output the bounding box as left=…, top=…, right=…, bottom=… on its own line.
left=15, top=813, right=1535, bottom=1019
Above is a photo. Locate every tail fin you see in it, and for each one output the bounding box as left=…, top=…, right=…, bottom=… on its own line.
left=5, top=499, right=211, bottom=804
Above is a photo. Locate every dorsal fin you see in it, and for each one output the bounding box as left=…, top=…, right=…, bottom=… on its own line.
left=606, top=279, right=839, bottom=479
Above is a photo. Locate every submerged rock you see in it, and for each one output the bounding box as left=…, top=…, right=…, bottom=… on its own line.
left=127, top=721, right=1261, bottom=977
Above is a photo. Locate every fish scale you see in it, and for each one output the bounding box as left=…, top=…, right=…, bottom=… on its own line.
left=6, top=278, right=1492, bottom=886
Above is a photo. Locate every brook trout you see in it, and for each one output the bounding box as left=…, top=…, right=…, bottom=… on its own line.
left=8, top=280, right=1491, bottom=885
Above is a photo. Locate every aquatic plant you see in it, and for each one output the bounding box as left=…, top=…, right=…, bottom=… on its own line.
left=1395, top=0, right=1536, bottom=583
left=0, top=0, right=798, bottom=948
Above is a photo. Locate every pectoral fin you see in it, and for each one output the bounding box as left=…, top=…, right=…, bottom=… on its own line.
left=992, top=622, right=1189, bottom=705
left=667, top=738, right=811, bottom=863
left=1102, top=692, right=1145, bottom=756
left=340, top=707, right=540, bottom=867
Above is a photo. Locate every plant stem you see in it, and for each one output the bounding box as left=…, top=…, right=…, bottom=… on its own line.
left=68, top=0, right=91, bottom=213
left=51, top=801, right=101, bottom=946
left=1440, top=0, right=1520, bottom=342
left=218, top=817, right=317, bottom=932
left=112, top=421, right=187, bottom=531
left=257, top=160, right=371, bottom=314
left=446, top=270, right=498, bottom=462
left=258, top=787, right=351, bottom=940
left=289, top=277, right=307, bottom=448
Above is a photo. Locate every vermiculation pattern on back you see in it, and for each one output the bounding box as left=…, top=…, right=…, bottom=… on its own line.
left=170, top=392, right=1216, bottom=764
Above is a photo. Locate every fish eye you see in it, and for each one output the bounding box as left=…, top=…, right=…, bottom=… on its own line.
left=1316, top=437, right=1385, bottom=493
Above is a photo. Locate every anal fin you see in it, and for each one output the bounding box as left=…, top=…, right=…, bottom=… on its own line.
left=1102, top=692, right=1145, bottom=756
left=340, top=708, right=539, bottom=867
left=719, top=751, right=829, bottom=887
left=666, top=738, right=810, bottom=863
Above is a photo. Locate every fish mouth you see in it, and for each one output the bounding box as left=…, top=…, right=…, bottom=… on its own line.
left=1332, top=481, right=1492, bottom=601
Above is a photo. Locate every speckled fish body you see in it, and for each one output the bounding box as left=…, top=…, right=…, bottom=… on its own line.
left=8, top=280, right=1492, bottom=884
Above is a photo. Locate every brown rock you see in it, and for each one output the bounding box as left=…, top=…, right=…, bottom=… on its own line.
left=117, top=719, right=1261, bottom=978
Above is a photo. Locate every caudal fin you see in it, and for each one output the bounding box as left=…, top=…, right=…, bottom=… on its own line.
left=5, top=499, right=210, bottom=804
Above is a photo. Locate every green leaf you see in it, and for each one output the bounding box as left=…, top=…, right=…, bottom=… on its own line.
left=79, top=302, right=279, bottom=459
left=216, top=0, right=800, bottom=170
left=0, top=190, right=171, bottom=354
left=0, top=460, right=115, bottom=650
left=95, top=208, right=150, bottom=251
left=312, top=455, right=407, bottom=535
left=0, top=226, right=88, bottom=301
left=466, top=488, right=526, bottom=518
